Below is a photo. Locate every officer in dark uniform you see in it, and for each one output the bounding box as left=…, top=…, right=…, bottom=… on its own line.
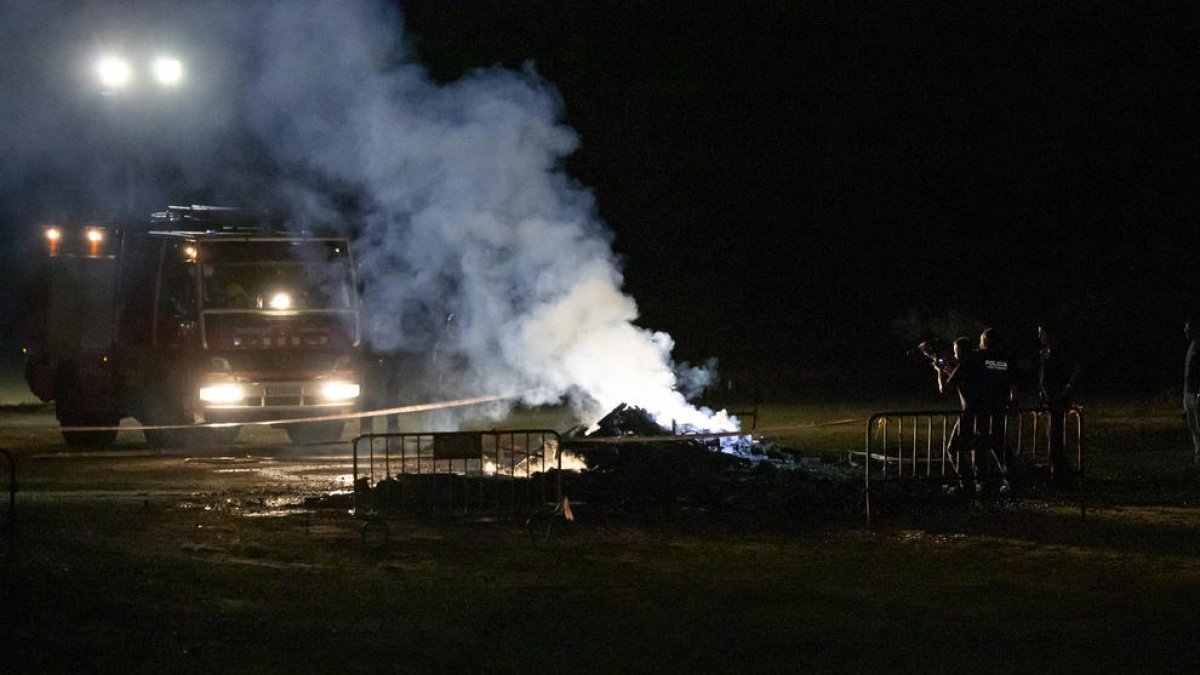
left=977, top=327, right=1014, bottom=477
left=936, top=328, right=1013, bottom=489
left=1038, top=323, right=1081, bottom=488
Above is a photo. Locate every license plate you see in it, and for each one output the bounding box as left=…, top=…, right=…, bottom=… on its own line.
left=265, top=385, right=300, bottom=396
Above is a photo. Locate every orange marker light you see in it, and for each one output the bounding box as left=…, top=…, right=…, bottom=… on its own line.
left=85, top=228, right=104, bottom=257
left=45, top=227, right=61, bottom=255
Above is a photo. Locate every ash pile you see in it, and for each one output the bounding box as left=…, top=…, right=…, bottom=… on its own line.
left=561, top=404, right=857, bottom=521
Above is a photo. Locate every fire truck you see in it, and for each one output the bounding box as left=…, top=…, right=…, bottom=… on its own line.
left=23, top=205, right=363, bottom=446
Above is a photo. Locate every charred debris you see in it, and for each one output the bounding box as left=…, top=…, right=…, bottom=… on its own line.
left=351, top=403, right=859, bottom=521
left=558, top=404, right=857, bottom=518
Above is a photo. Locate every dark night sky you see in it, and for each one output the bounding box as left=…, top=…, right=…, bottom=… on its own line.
left=400, top=1, right=1200, bottom=395
left=4, top=1, right=1199, bottom=397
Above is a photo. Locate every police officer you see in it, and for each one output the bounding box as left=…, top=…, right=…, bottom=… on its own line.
left=976, top=328, right=1014, bottom=481
left=937, top=328, right=1013, bottom=489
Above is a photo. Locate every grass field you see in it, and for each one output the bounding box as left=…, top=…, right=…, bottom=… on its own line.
left=0, top=357, right=37, bottom=406
left=3, top=396, right=1200, bottom=673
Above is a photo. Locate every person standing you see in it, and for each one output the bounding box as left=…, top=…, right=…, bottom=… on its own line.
left=1184, top=318, right=1200, bottom=466
left=934, top=337, right=977, bottom=486
left=976, top=327, right=1014, bottom=481
left=935, top=330, right=1011, bottom=489
left=1038, top=323, right=1081, bottom=488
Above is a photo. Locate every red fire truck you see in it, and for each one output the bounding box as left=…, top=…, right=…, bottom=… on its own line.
left=23, top=205, right=363, bottom=446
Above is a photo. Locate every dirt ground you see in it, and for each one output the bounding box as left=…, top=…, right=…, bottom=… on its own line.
left=3, top=400, right=1200, bottom=673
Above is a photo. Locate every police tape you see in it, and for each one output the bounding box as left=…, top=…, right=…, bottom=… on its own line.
left=29, top=394, right=517, bottom=433
left=11, top=399, right=862, bottom=439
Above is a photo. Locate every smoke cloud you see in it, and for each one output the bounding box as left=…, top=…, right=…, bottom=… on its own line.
left=0, top=0, right=735, bottom=433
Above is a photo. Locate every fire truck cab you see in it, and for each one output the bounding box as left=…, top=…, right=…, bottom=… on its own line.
left=24, top=205, right=363, bottom=446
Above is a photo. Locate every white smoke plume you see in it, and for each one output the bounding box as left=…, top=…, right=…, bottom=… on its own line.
left=0, top=0, right=737, bottom=435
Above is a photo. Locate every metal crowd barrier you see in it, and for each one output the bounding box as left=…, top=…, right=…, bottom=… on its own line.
left=352, top=429, right=563, bottom=518
left=859, top=407, right=1083, bottom=525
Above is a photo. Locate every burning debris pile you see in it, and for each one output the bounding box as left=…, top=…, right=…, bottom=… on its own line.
left=559, top=404, right=859, bottom=521
left=576, top=401, right=753, bottom=454
left=574, top=403, right=758, bottom=460
left=585, top=403, right=673, bottom=438
left=349, top=402, right=859, bottom=523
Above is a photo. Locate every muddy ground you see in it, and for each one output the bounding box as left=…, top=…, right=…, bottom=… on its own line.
left=2, top=401, right=1200, bottom=673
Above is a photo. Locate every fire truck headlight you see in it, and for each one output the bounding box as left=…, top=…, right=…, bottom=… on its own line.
left=268, top=292, right=292, bottom=310
left=320, top=382, right=360, bottom=402
left=198, top=383, right=245, bottom=404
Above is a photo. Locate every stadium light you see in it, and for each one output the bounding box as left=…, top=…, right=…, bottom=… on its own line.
left=96, top=56, right=131, bottom=89
left=152, top=56, right=183, bottom=85
left=95, top=54, right=185, bottom=91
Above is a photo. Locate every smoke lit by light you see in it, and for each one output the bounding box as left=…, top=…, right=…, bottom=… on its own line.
left=5, top=1, right=740, bottom=444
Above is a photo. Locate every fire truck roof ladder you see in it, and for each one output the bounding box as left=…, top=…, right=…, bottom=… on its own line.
left=151, top=205, right=283, bottom=233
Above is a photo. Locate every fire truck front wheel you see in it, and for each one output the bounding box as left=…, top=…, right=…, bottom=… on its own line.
left=134, top=390, right=192, bottom=448
left=56, top=396, right=118, bottom=447
left=54, top=367, right=118, bottom=447
left=59, top=412, right=119, bottom=447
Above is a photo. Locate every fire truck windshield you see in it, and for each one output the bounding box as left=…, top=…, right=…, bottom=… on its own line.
left=199, top=241, right=354, bottom=312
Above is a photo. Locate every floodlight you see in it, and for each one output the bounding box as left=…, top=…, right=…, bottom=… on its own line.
left=153, top=57, right=183, bottom=85
left=96, top=56, right=131, bottom=88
